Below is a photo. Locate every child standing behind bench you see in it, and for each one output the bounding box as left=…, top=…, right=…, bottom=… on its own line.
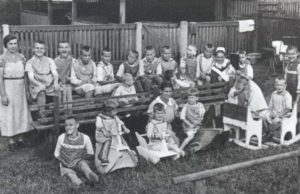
left=179, top=45, right=199, bottom=82
left=54, top=41, right=75, bottom=113
left=71, top=45, right=97, bottom=98
left=95, top=99, right=130, bottom=165
left=116, top=50, right=143, bottom=92
left=196, top=44, right=215, bottom=85
left=146, top=103, right=185, bottom=157
left=180, top=88, right=205, bottom=150
left=139, top=45, right=163, bottom=92
left=95, top=48, right=119, bottom=96
left=263, top=77, right=292, bottom=140
left=26, top=41, right=59, bottom=116
left=54, top=116, right=99, bottom=186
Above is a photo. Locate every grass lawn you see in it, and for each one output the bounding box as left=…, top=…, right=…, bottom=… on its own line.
left=0, top=61, right=298, bottom=194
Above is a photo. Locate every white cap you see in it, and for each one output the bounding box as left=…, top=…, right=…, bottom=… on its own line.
left=216, top=47, right=226, bottom=53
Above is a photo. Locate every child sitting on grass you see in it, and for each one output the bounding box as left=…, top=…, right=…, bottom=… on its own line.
left=236, top=50, right=253, bottom=80
left=262, top=77, right=292, bottom=140
left=112, top=73, right=139, bottom=107
left=146, top=103, right=185, bottom=157
left=26, top=41, right=59, bottom=117
left=139, top=45, right=163, bottom=92
left=116, top=50, right=143, bottom=92
left=179, top=88, right=206, bottom=150
left=196, top=43, right=215, bottom=85
left=71, top=45, right=97, bottom=98
left=180, top=44, right=199, bottom=82
left=95, top=48, right=120, bottom=96
left=157, top=46, right=178, bottom=76
left=54, top=116, right=99, bottom=186
left=147, top=82, right=178, bottom=124
left=95, top=99, right=130, bottom=165
left=54, top=41, right=75, bottom=113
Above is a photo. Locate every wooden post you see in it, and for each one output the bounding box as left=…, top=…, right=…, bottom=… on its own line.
left=52, top=95, right=60, bottom=146
left=20, top=0, right=24, bottom=25
left=179, top=21, right=188, bottom=58
left=71, top=0, right=77, bottom=25
left=194, top=180, right=207, bottom=194
left=119, top=0, right=126, bottom=24
left=135, top=22, right=143, bottom=61
left=298, top=156, right=300, bottom=193
left=2, top=24, right=9, bottom=51
left=48, top=0, right=53, bottom=25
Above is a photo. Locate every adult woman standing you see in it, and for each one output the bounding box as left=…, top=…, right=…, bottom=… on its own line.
left=0, top=34, right=32, bottom=151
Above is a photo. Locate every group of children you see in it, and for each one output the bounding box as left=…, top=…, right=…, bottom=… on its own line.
left=51, top=41, right=300, bottom=186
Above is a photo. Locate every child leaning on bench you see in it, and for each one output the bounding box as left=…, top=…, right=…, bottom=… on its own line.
left=25, top=40, right=59, bottom=117
left=71, top=45, right=97, bottom=98
left=95, top=99, right=130, bottom=165
left=179, top=88, right=205, bottom=150
left=54, top=116, right=99, bottom=186
left=262, top=77, right=292, bottom=140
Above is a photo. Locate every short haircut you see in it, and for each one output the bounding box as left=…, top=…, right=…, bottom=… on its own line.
left=164, top=70, right=174, bottom=81
left=102, top=47, right=111, bottom=55
left=161, top=45, right=171, bottom=53
left=205, top=44, right=214, bottom=49
left=237, top=50, right=247, bottom=55
left=275, top=76, right=286, bottom=82
left=34, top=40, right=45, bottom=46
left=3, top=34, right=17, bottom=48
left=153, top=103, right=165, bottom=112
left=81, top=45, right=91, bottom=53
left=287, top=45, right=299, bottom=53
left=66, top=116, right=78, bottom=123
left=160, top=81, right=173, bottom=91
left=187, top=88, right=199, bottom=97
left=58, top=40, right=70, bottom=47
left=103, top=99, right=118, bottom=111
left=145, top=45, right=155, bottom=51
left=129, top=50, right=139, bottom=58
left=188, top=44, right=197, bottom=55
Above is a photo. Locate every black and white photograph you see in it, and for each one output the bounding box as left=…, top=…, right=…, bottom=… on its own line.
left=0, top=0, right=300, bottom=193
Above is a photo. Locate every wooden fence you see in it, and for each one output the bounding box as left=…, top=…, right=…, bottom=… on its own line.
left=8, top=24, right=136, bottom=62
left=173, top=149, right=300, bottom=194
left=259, top=0, right=300, bottom=17
left=227, top=0, right=258, bottom=19
left=189, top=21, right=255, bottom=53
left=258, top=16, right=300, bottom=48
left=1, top=21, right=256, bottom=61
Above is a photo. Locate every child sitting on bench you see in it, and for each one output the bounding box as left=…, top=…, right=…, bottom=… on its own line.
left=236, top=50, right=253, bottom=80
left=71, top=45, right=97, bottom=98
left=262, top=77, right=292, bottom=140
left=26, top=41, right=59, bottom=116
left=179, top=45, right=199, bottom=83
left=95, top=99, right=130, bottom=165
left=54, top=41, right=75, bottom=113
left=146, top=103, right=185, bottom=157
left=54, top=116, right=99, bottom=186
left=157, top=46, right=178, bottom=76
left=95, top=48, right=120, bottom=96
left=112, top=73, right=139, bottom=107
left=179, top=88, right=205, bottom=150
left=197, top=44, right=215, bottom=85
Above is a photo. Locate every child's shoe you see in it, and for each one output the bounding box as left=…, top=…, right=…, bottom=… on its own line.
left=101, top=159, right=109, bottom=166
left=88, top=172, right=99, bottom=184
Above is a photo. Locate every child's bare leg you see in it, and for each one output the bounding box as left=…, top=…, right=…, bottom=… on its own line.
left=179, top=134, right=195, bottom=150
left=168, top=144, right=185, bottom=157
left=37, top=91, right=46, bottom=116
left=101, top=140, right=111, bottom=162
left=66, top=173, right=82, bottom=186
left=97, top=142, right=105, bottom=161
left=78, top=160, right=99, bottom=183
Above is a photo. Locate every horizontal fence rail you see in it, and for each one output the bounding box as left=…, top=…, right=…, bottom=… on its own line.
left=9, top=24, right=136, bottom=61
left=173, top=149, right=300, bottom=194
left=189, top=21, right=254, bottom=53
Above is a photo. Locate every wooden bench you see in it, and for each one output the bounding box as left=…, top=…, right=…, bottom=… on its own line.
left=29, top=82, right=228, bottom=143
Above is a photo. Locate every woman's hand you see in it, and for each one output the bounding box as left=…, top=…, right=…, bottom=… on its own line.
left=1, top=95, right=9, bottom=106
